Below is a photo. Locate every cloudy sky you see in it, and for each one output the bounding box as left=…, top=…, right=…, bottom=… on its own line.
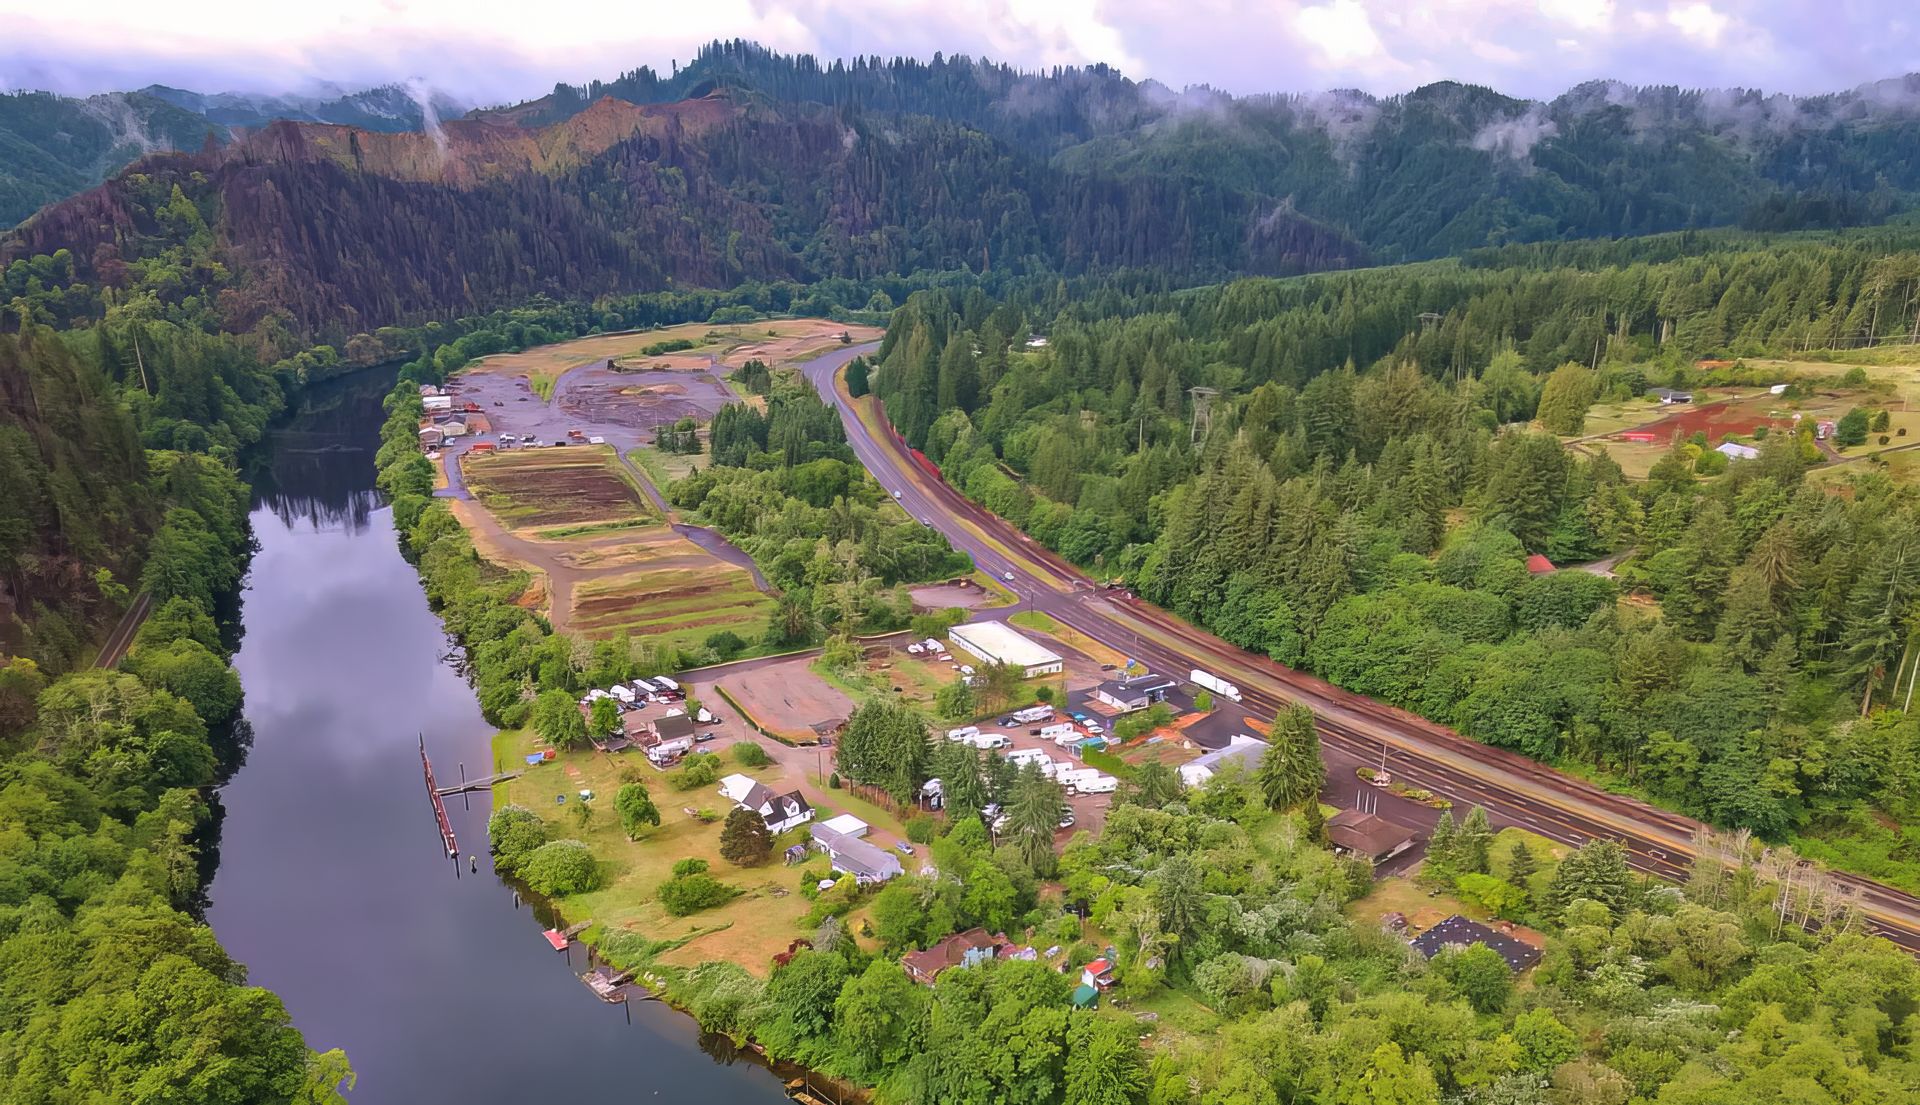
left=2, top=0, right=1915, bottom=106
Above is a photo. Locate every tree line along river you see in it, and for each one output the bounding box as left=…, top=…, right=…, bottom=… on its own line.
left=204, top=366, right=794, bottom=1103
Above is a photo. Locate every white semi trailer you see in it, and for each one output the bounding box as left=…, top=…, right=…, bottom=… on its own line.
left=1189, top=668, right=1243, bottom=703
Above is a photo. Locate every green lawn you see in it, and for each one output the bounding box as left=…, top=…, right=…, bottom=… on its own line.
left=489, top=728, right=819, bottom=975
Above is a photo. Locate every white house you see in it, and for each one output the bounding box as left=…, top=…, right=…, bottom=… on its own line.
left=1179, top=734, right=1269, bottom=788
left=717, top=773, right=814, bottom=834
left=423, top=394, right=454, bottom=413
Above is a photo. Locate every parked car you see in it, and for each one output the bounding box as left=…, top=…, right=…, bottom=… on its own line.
left=895, top=842, right=914, bottom=855
left=1058, top=811, right=1076, bottom=829
left=695, top=732, right=718, bottom=743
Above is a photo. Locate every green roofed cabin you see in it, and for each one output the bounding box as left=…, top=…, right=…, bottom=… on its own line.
left=1071, top=984, right=1099, bottom=1010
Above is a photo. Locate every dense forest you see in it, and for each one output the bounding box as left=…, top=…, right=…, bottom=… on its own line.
left=506, top=40, right=1920, bottom=258
left=870, top=230, right=1920, bottom=890
left=0, top=326, right=351, bottom=1102
left=11, top=42, right=1920, bottom=353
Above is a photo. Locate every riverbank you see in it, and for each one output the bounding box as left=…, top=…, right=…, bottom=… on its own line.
left=206, top=365, right=800, bottom=1103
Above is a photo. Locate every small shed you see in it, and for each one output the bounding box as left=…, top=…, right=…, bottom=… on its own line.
left=1070, top=984, right=1099, bottom=1010
left=1716, top=441, right=1759, bottom=461
left=820, top=813, right=870, bottom=838
left=1524, top=554, right=1555, bottom=575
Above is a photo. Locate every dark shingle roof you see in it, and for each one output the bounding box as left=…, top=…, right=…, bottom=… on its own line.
left=1409, top=915, right=1541, bottom=971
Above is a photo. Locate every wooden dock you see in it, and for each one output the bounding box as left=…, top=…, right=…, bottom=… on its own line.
left=419, top=735, right=457, bottom=858
left=543, top=919, right=592, bottom=951
left=433, top=770, right=521, bottom=796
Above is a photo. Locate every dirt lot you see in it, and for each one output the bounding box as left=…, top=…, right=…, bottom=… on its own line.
left=462, top=318, right=882, bottom=394
left=908, top=579, right=997, bottom=611
left=719, top=656, right=857, bottom=742
left=462, top=446, right=652, bottom=530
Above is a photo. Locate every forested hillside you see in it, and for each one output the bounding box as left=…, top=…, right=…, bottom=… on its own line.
left=504, top=41, right=1920, bottom=259
left=0, top=83, right=466, bottom=230
left=871, top=230, right=1920, bottom=888
left=0, top=90, right=222, bottom=229
left=0, top=325, right=350, bottom=1101
left=12, top=43, right=1920, bottom=353
left=2, top=90, right=1358, bottom=347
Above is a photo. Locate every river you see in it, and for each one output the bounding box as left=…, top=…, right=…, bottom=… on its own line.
left=203, top=368, right=794, bottom=1104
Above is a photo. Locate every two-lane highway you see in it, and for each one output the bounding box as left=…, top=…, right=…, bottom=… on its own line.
left=798, top=343, right=1920, bottom=952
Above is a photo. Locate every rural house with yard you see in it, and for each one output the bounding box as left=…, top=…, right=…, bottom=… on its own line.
left=902, top=928, right=1030, bottom=985
left=810, top=823, right=903, bottom=884
left=717, top=773, right=814, bottom=834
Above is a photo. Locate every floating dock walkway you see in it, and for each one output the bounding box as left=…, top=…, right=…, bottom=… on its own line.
left=419, top=734, right=458, bottom=859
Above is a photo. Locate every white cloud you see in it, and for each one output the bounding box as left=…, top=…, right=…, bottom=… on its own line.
left=1539, top=0, right=1612, bottom=31
left=1667, top=2, right=1729, bottom=45
left=1295, top=0, right=1386, bottom=66
left=0, top=0, right=1910, bottom=107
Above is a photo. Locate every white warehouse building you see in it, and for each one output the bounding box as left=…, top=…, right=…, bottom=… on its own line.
left=946, top=620, right=1064, bottom=678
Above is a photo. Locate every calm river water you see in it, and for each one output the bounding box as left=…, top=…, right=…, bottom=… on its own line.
left=203, top=369, right=792, bottom=1103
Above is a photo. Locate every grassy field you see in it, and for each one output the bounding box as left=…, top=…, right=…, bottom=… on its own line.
left=628, top=444, right=704, bottom=488
left=465, top=446, right=653, bottom=530
left=489, top=730, right=821, bottom=974
left=1010, top=610, right=1131, bottom=669
left=572, top=565, right=772, bottom=646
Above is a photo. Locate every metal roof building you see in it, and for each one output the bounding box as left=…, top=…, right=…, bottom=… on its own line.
left=947, top=621, right=1064, bottom=677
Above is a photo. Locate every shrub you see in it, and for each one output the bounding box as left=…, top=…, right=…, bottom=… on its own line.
left=659, top=872, right=741, bottom=916
left=487, top=804, right=549, bottom=875
left=520, top=840, right=601, bottom=896
left=695, top=808, right=721, bottom=823
left=731, top=741, right=773, bottom=767
left=828, top=773, right=842, bottom=789
left=670, top=752, right=723, bottom=790
left=672, top=857, right=711, bottom=878
left=905, top=816, right=939, bottom=844
left=705, top=630, right=748, bottom=659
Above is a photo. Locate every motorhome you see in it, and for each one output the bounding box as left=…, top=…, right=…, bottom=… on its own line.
left=946, top=726, right=981, bottom=742
left=1011, top=705, right=1055, bottom=724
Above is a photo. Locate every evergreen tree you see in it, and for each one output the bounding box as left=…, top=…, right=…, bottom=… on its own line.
left=1545, top=840, right=1634, bottom=918
left=844, top=356, right=870, bottom=398
left=719, top=806, right=773, bottom=866
left=1507, top=838, right=1538, bottom=889
left=1005, top=763, right=1067, bottom=874
left=1425, top=811, right=1458, bottom=881
left=1457, top=806, right=1494, bottom=875
left=1257, top=703, right=1323, bottom=809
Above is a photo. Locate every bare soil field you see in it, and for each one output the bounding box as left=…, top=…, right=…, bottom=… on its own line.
left=571, top=565, right=772, bottom=645
left=461, top=318, right=881, bottom=393
left=462, top=446, right=651, bottom=530
left=721, top=656, right=857, bottom=741
left=908, top=579, right=997, bottom=611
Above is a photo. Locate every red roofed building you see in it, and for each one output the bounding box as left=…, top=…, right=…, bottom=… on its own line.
left=1525, top=554, right=1555, bottom=575
left=1081, top=958, right=1116, bottom=989
left=902, top=928, right=1013, bottom=985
